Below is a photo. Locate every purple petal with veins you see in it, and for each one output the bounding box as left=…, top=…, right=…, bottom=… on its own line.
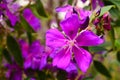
left=60, top=14, right=80, bottom=39
left=73, top=47, right=92, bottom=72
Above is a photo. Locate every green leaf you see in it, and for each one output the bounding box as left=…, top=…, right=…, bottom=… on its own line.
left=57, top=69, right=67, bottom=80
left=111, top=19, right=120, bottom=27
left=20, top=16, right=34, bottom=32
left=93, top=60, right=112, bottom=78
left=7, top=35, right=23, bottom=66
left=108, top=27, right=115, bottom=47
left=0, top=46, right=2, bottom=64
left=116, top=51, right=120, bottom=63
left=35, top=0, right=47, bottom=17
left=2, top=49, right=12, bottom=64
left=107, top=0, right=120, bottom=9
left=24, top=77, right=31, bottom=80
left=89, top=46, right=107, bottom=53
left=110, top=8, right=120, bottom=19
left=99, top=5, right=114, bottom=17
left=83, top=77, right=94, bottom=80
left=115, top=39, right=120, bottom=50
left=90, top=12, right=95, bottom=22
left=30, top=5, right=41, bottom=18
left=27, top=32, right=32, bottom=44
left=68, top=0, right=73, bottom=5
left=37, top=71, right=46, bottom=80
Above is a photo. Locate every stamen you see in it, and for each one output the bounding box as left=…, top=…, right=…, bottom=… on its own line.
left=73, top=30, right=86, bottom=40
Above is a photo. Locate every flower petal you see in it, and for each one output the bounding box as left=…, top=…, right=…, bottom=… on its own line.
left=60, top=14, right=80, bottom=39
left=98, top=0, right=104, bottom=7
left=24, top=55, right=32, bottom=69
left=91, top=0, right=104, bottom=10
left=56, top=5, right=72, bottom=12
left=65, top=62, right=78, bottom=80
left=81, top=0, right=87, bottom=3
left=8, top=3, right=20, bottom=13
left=91, top=0, right=97, bottom=10
left=6, top=9, right=19, bottom=26
left=32, top=57, right=41, bottom=70
left=79, top=16, right=89, bottom=29
left=103, top=13, right=111, bottom=30
left=76, top=30, right=104, bottom=46
left=23, top=8, right=41, bottom=32
left=19, top=40, right=29, bottom=58
left=29, top=40, right=41, bottom=54
left=39, top=53, right=48, bottom=70
left=73, top=47, right=92, bottom=72
left=53, top=47, right=71, bottom=69
left=65, top=11, right=73, bottom=19
left=79, top=9, right=91, bottom=19
left=46, top=29, right=66, bottom=49
left=65, top=62, right=77, bottom=73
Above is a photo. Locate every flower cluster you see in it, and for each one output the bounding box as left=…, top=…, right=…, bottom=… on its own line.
left=0, top=0, right=114, bottom=80
left=19, top=40, right=47, bottom=70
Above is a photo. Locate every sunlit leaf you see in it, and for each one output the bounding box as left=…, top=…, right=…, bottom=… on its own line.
left=90, top=12, right=95, bottom=22
left=108, top=27, right=115, bottom=47
left=115, top=39, right=120, bottom=50
left=93, top=60, right=112, bottom=78
left=7, top=35, right=23, bottom=66
left=99, top=5, right=114, bottom=17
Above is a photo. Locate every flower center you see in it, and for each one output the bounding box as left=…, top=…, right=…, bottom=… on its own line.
left=67, top=39, right=76, bottom=47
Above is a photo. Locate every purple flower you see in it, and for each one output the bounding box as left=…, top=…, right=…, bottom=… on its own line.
left=56, top=5, right=73, bottom=19
left=91, top=0, right=104, bottom=10
left=23, top=8, right=41, bottom=32
left=19, top=40, right=29, bottom=58
left=93, top=18, right=100, bottom=27
left=46, top=14, right=104, bottom=72
left=73, top=0, right=103, bottom=11
left=56, top=5, right=91, bottom=19
left=102, top=13, right=111, bottom=30
left=81, top=0, right=87, bottom=3
left=56, top=5, right=73, bottom=12
left=5, top=63, right=22, bottom=80
left=56, top=5, right=91, bottom=29
left=78, top=8, right=91, bottom=19
left=0, top=0, right=20, bottom=26
left=7, top=1, right=20, bottom=13
left=6, top=9, right=19, bottom=26
left=19, top=40, right=47, bottom=70
left=65, top=62, right=78, bottom=79
left=93, top=13, right=111, bottom=31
